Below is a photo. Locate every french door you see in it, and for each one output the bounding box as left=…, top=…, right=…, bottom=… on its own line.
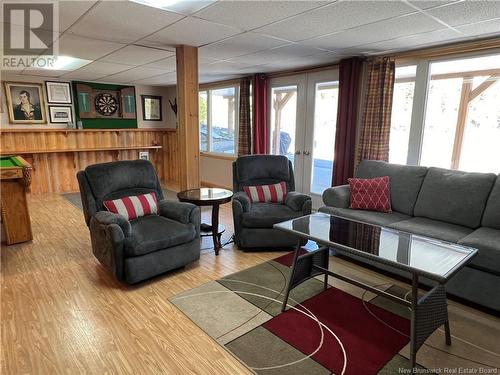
left=269, top=69, right=339, bottom=208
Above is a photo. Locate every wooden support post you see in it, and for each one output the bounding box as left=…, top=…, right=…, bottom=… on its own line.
left=176, top=45, right=200, bottom=191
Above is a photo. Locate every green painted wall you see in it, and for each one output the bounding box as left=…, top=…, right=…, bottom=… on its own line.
left=72, top=81, right=138, bottom=129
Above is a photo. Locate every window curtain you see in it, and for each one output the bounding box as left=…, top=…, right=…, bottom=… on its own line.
left=238, top=77, right=251, bottom=156
left=357, top=57, right=395, bottom=164
left=252, top=73, right=268, bottom=154
left=332, top=57, right=363, bottom=186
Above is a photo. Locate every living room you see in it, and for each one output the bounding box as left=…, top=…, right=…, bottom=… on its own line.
left=1, top=0, right=499, bottom=374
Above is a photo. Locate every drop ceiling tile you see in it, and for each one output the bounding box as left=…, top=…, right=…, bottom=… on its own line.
left=200, top=61, right=253, bottom=75
left=57, top=1, right=98, bottom=32
left=457, top=18, right=500, bottom=37
left=229, top=43, right=325, bottom=65
left=144, top=56, right=177, bottom=71
left=67, top=1, right=184, bottom=43
left=133, top=72, right=177, bottom=85
left=408, top=1, right=458, bottom=10
left=103, top=66, right=170, bottom=83
left=267, top=51, right=341, bottom=70
left=22, top=69, right=69, bottom=78
left=59, top=70, right=108, bottom=81
left=58, top=34, right=124, bottom=60
left=256, top=1, right=417, bottom=42
left=141, top=17, right=241, bottom=48
left=428, top=2, right=500, bottom=26
left=101, top=45, right=175, bottom=66
left=159, top=0, right=216, bottom=15
left=302, top=13, right=444, bottom=51
left=360, top=28, right=463, bottom=53
left=199, top=32, right=291, bottom=59
left=71, top=61, right=134, bottom=77
left=194, top=1, right=328, bottom=31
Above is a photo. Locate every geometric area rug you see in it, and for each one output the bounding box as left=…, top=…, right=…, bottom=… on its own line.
left=170, top=252, right=422, bottom=374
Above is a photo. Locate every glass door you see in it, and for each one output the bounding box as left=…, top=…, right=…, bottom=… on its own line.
left=269, top=75, right=307, bottom=191
left=269, top=70, right=338, bottom=208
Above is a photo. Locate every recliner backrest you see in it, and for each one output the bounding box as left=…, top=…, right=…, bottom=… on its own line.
left=355, top=160, right=428, bottom=216
left=233, top=155, right=295, bottom=192
left=77, top=160, right=164, bottom=226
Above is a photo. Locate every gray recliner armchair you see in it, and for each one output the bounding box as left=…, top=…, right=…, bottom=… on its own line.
left=77, top=160, right=200, bottom=284
left=232, top=155, right=312, bottom=249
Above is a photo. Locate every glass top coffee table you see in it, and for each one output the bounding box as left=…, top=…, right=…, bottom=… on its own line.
left=274, top=213, right=478, bottom=368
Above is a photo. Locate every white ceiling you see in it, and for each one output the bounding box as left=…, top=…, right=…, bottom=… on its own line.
left=8, top=0, right=500, bottom=86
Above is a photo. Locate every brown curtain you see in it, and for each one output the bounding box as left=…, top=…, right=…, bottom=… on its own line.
left=332, top=57, right=363, bottom=186
left=357, top=57, right=395, bottom=164
left=238, top=77, right=251, bottom=156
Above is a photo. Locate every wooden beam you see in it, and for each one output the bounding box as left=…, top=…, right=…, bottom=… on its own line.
left=176, top=45, right=200, bottom=191
left=469, top=75, right=500, bottom=102
left=451, top=77, right=472, bottom=170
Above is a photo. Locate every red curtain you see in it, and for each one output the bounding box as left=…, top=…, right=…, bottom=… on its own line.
left=252, top=73, right=268, bottom=154
left=332, top=57, right=363, bottom=186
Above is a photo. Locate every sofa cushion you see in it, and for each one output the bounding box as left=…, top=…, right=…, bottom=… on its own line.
left=319, top=206, right=410, bottom=227
left=482, top=175, right=500, bottom=229
left=355, top=160, right=428, bottom=216
left=413, top=167, right=496, bottom=229
left=124, top=215, right=196, bottom=257
left=348, top=176, right=391, bottom=213
left=458, top=227, right=500, bottom=273
left=241, top=203, right=303, bottom=228
left=388, top=217, right=473, bottom=243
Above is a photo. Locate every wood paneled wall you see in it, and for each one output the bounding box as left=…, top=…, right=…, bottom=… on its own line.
left=0, top=129, right=180, bottom=193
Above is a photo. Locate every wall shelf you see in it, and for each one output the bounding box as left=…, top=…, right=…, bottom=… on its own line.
left=1, top=145, right=162, bottom=156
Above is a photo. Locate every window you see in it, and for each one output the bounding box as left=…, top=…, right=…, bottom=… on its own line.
left=199, top=85, right=239, bottom=155
left=389, top=65, right=416, bottom=165
left=391, top=52, right=500, bottom=173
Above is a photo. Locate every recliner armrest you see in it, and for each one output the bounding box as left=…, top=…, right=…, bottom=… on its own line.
left=322, top=184, right=351, bottom=208
left=285, top=191, right=312, bottom=212
left=233, top=191, right=251, bottom=212
left=93, top=211, right=131, bottom=237
left=159, top=200, right=198, bottom=225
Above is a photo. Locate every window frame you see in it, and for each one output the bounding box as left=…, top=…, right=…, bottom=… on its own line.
left=396, top=49, right=500, bottom=170
left=199, top=84, right=240, bottom=157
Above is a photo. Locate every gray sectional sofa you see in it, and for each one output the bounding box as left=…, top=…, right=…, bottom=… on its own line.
left=320, top=160, right=500, bottom=313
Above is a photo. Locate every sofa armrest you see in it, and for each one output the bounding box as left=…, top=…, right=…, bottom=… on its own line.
left=159, top=200, right=199, bottom=225
left=285, top=191, right=312, bottom=212
left=93, top=211, right=131, bottom=237
left=322, top=184, right=351, bottom=208
left=233, top=191, right=251, bottom=212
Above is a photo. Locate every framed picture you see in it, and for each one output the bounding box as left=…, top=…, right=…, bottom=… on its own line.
left=141, top=95, right=162, bottom=121
left=3, top=81, right=47, bottom=124
left=48, top=106, right=73, bottom=123
left=45, top=81, right=72, bottom=104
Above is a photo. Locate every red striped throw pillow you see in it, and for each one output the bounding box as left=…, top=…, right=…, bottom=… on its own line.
left=103, top=192, right=158, bottom=221
left=243, top=182, right=287, bottom=203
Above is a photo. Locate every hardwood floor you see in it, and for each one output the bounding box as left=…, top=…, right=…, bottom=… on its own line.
left=1, top=193, right=281, bottom=374
left=2, top=193, right=499, bottom=374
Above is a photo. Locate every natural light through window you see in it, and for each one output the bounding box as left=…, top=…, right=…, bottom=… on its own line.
left=199, top=86, right=239, bottom=155
left=420, top=54, right=500, bottom=173
left=389, top=65, right=416, bottom=165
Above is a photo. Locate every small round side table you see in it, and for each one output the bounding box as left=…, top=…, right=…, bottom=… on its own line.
left=177, top=188, right=233, bottom=255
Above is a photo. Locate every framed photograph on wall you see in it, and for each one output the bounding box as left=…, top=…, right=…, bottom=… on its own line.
left=3, top=81, right=47, bottom=124
left=45, top=81, right=72, bottom=104
left=48, top=106, right=73, bottom=124
left=141, top=95, right=162, bottom=121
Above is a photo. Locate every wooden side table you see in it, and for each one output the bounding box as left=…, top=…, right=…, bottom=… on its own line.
left=177, top=188, right=233, bottom=255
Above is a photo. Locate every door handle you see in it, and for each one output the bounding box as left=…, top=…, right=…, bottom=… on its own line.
left=303, top=151, right=310, bottom=156
left=295, top=150, right=302, bottom=155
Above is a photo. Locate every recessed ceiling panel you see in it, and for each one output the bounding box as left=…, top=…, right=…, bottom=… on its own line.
left=67, top=1, right=183, bottom=43
left=256, top=1, right=416, bottom=42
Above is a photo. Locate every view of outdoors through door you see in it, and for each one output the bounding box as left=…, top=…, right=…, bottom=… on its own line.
left=270, top=85, right=298, bottom=163
left=310, top=81, right=338, bottom=194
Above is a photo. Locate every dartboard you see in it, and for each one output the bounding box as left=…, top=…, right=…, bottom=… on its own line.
left=95, top=93, right=119, bottom=116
